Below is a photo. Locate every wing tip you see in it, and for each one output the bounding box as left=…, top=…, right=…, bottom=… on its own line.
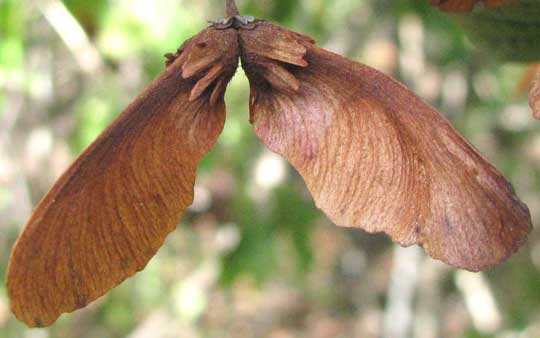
left=326, top=208, right=532, bottom=272
left=424, top=216, right=532, bottom=272
left=6, top=218, right=180, bottom=328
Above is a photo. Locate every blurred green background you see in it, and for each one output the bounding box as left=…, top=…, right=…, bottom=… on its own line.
left=1, top=0, right=539, bottom=337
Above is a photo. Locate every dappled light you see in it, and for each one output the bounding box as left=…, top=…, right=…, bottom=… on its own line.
left=1, top=0, right=539, bottom=337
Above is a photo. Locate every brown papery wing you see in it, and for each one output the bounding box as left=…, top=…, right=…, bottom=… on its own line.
left=530, top=66, right=540, bottom=119
left=430, top=0, right=519, bottom=12
left=240, top=22, right=531, bottom=272
left=7, top=27, right=239, bottom=327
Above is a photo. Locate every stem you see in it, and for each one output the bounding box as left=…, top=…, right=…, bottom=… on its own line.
left=226, top=0, right=239, bottom=16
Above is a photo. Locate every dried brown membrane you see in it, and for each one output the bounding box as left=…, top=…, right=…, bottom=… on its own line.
left=7, top=0, right=532, bottom=328
left=430, top=0, right=519, bottom=12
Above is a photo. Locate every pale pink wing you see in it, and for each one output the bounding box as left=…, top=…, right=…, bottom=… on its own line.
left=239, top=22, right=531, bottom=272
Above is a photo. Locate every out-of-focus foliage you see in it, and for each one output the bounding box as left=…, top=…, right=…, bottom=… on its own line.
left=0, top=0, right=539, bottom=337
left=458, top=0, right=540, bottom=62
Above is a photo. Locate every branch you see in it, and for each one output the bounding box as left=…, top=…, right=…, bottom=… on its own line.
left=226, top=0, right=239, bottom=16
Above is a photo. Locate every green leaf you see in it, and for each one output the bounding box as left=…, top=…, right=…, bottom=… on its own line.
left=458, top=0, right=540, bottom=62
left=221, top=196, right=277, bottom=284
left=272, top=184, right=317, bottom=273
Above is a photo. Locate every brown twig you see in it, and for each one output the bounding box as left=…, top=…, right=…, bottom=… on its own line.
left=226, top=0, right=239, bottom=16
